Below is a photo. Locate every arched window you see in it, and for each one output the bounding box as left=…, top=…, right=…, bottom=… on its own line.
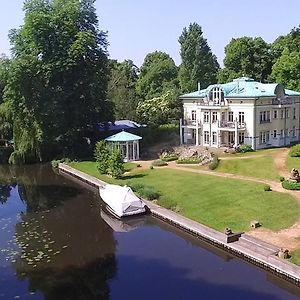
left=209, top=87, right=224, bottom=104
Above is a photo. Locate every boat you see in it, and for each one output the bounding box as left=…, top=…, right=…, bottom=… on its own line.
left=99, top=184, right=146, bottom=218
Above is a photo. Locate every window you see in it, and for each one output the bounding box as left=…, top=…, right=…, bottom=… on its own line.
left=221, top=112, right=226, bottom=121
left=212, top=112, right=217, bottom=123
left=228, top=132, right=234, bottom=144
left=281, top=110, right=284, bottom=119
left=238, top=112, right=245, bottom=124
left=212, top=132, right=217, bottom=144
left=204, top=131, right=209, bottom=144
left=191, top=110, right=196, bottom=121
left=260, top=111, right=270, bottom=123
left=209, top=87, right=224, bottom=103
left=228, top=111, right=234, bottom=122
left=204, top=111, right=209, bottom=123
left=273, top=110, right=278, bottom=119
left=286, top=109, right=289, bottom=118
left=192, top=129, right=196, bottom=139
left=280, top=129, right=284, bottom=138
left=294, top=108, right=297, bottom=119
left=259, top=131, right=270, bottom=144
left=238, top=132, right=244, bottom=144
left=273, top=130, right=277, bottom=139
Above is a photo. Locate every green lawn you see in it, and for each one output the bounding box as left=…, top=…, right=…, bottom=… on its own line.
left=69, top=161, right=300, bottom=233
left=289, top=249, right=300, bottom=265
left=218, top=148, right=281, bottom=158
left=286, top=155, right=300, bottom=172
left=216, top=156, right=279, bottom=180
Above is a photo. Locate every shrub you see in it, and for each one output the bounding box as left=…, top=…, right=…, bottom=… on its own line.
left=279, top=176, right=285, bottom=182
left=51, top=159, right=60, bottom=168
left=150, top=166, right=154, bottom=170
left=208, top=155, right=220, bottom=170
left=108, top=149, right=124, bottom=179
left=289, top=144, right=300, bottom=157
left=94, top=140, right=110, bottom=174
left=237, top=144, right=254, bottom=153
left=282, top=180, right=300, bottom=190
left=160, top=153, right=179, bottom=162
left=264, top=184, right=272, bottom=191
left=127, top=182, right=160, bottom=200
left=177, top=157, right=201, bottom=164
left=152, top=159, right=168, bottom=167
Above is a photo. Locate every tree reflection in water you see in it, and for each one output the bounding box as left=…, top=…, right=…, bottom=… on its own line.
left=2, top=164, right=117, bottom=300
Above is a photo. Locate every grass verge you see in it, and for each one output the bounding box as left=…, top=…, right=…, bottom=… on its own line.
left=69, top=161, right=300, bottom=233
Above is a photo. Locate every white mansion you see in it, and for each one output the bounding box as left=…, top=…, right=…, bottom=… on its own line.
left=179, top=77, right=300, bottom=150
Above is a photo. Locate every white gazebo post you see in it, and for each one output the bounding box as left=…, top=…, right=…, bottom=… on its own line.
left=136, top=141, right=140, bottom=160
left=133, top=141, right=136, bottom=160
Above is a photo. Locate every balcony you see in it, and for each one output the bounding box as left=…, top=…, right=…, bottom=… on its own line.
left=182, top=118, right=201, bottom=127
left=271, top=97, right=293, bottom=106
left=218, top=121, right=246, bottom=130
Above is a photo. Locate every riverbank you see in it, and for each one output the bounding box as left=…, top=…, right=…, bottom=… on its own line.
left=59, top=163, right=300, bottom=286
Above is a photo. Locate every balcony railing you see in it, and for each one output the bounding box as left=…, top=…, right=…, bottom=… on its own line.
left=194, top=100, right=228, bottom=107
left=271, top=97, right=293, bottom=105
left=218, top=121, right=246, bottom=129
left=182, top=119, right=201, bottom=126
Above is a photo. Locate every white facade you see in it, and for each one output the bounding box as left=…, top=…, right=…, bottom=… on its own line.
left=179, top=78, right=300, bottom=150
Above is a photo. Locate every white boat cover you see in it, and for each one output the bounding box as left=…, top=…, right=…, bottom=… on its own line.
left=99, top=184, right=146, bottom=217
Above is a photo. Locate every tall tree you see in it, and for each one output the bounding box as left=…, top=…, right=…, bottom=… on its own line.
left=136, top=51, right=178, bottom=100
left=270, top=26, right=300, bottom=91
left=107, top=59, right=139, bottom=120
left=5, top=0, right=113, bottom=163
left=218, top=37, right=273, bottom=83
left=178, top=23, right=219, bottom=92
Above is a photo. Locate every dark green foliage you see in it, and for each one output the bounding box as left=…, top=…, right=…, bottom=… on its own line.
left=5, top=0, right=114, bottom=163
left=108, top=59, right=139, bottom=120
left=218, top=37, right=273, bottom=83
left=289, top=144, right=300, bottom=157
left=282, top=180, right=300, bottom=190
left=151, top=159, right=168, bottom=167
left=177, top=157, right=201, bottom=164
left=264, top=184, right=272, bottom=191
left=279, top=176, right=285, bottom=182
left=178, top=23, right=219, bottom=92
left=94, top=141, right=110, bottom=174
left=136, top=51, right=179, bottom=100
left=209, top=156, right=220, bottom=170
left=51, top=157, right=72, bottom=168
left=108, top=149, right=124, bottom=179
left=237, top=144, right=254, bottom=153
left=160, top=153, right=179, bottom=162
left=127, top=182, right=160, bottom=200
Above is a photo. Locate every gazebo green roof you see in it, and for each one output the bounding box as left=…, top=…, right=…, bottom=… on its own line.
left=105, top=131, right=142, bottom=142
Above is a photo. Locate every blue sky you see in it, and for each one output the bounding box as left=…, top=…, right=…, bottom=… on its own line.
left=0, top=0, right=299, bottom=66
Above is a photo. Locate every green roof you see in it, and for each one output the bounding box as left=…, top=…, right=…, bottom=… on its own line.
left=180, top=77, right=300, bottom=99
left=105, top=131, right=142, bottom=142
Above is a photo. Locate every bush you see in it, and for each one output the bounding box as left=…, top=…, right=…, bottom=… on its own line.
left=264, top=184, right=272, bottom=191
left=177, top=157, right=201, bottom=164
left=160, top=153, right=179, bottom=162
left=289, top=144, right=300, bottom=157
left=279, top=176, right=285, bottom=182
left=127, top=182, right=160, bottom=200
left=152, top=159, right=168, bottom=167
left=51, top=159, right=60, bottom=168
left=108, top=149, right=124, bottom=179
left=149, top=166, right=154, bottom=170
left=208, top=155, right=220, bottom=170
left=237, top=144, right=254, bottom=153
left=94, top=141, right=110, bottom=174
left=282, top=180, right=300, bottom=190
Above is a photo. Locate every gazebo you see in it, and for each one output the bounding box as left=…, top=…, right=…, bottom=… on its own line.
left=105, top=131, right=142, bottom=162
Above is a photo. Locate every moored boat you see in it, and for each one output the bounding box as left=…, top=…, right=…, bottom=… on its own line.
left=99, top=184, right=146, bottom=218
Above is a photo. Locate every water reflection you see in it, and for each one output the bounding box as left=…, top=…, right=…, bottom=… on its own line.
left=0, top=164, right=117, bottom=300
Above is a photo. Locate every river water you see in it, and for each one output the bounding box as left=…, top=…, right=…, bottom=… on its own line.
left=0, top=164, right=300, bottom=300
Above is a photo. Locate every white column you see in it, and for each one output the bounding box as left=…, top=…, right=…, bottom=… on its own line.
left=133, top=141, right=136, bottom=160
left=126, top=142, right=129, bottom=161
left=196, top=121, right=199, bottom=146
left=235, top=118, right=238, bottom=147
left=137, top=142, right=140, bottom=160
left=179, top=118, right=183, bottom=145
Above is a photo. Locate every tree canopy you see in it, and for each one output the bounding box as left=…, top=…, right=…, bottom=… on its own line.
left=136, top=51, right=178, bottom=100
left=218, top=37, right=273, bottom=83
left=107, top=59, right=139, bottom=120
left=4, top=0, right=113, bottom=163
left=178, top=23, right=219, bottom=92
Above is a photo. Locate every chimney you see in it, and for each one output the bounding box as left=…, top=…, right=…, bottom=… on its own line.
left=197, top=82, right=201, bottom=92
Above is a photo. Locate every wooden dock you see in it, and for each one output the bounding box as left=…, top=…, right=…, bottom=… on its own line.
left=58, top=163, right=300, bottom=285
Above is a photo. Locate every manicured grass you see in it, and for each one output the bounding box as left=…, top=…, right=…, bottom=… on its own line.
left=289, top=249, right=300, bottom=266
left=216, top=156, right=279, bottom=180
left=218, top=147, right=281, bottom=158
left=286, top=155, right=300, bottom=172
left=69, top=162, right=300, bottom=233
